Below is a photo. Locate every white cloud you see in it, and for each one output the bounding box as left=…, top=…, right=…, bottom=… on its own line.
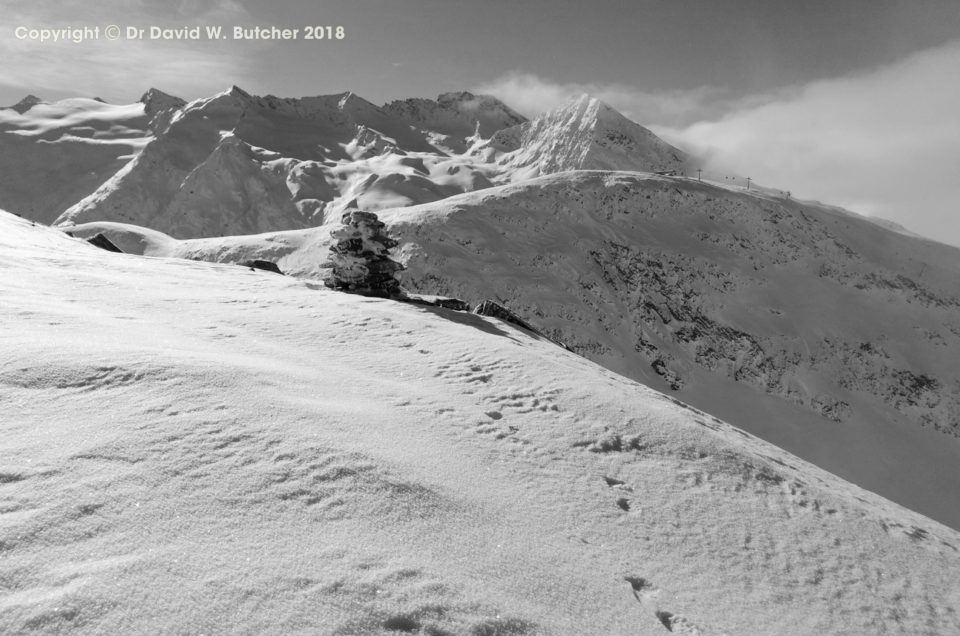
left=0, top=0, right=256, bottom=102
left=473, top=72, right=732, bottom=127
left=659, top=39, right=960, bottom=247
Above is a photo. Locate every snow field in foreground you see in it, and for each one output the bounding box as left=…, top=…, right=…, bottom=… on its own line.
left=2, top=212, right=959, bottom=634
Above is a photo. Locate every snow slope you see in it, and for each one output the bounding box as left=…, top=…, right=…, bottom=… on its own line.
left=66, top=170, right=960, bottom=533
left=3, top=208, right=960, bottom=634
left=0, top=94, right=162, bottom=224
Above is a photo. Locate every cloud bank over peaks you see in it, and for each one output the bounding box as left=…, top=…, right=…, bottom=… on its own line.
left=473, top=72, right=734, bottom=128
left=659, top=39, right=960, bottom=247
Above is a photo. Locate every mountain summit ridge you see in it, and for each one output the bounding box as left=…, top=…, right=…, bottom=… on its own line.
left=384, top=91, right=527, bottom=140
left=484, top=94, right=690, bottom=177
left=33, top=87, right=691, bottom=238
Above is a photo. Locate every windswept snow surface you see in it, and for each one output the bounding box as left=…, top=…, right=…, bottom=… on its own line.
left=0, top=97, right=153, bottom=224
left=3, top=210, right=960, bottom=634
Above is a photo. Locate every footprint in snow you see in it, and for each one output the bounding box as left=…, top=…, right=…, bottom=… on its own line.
left=626, top=578, right=705, bottom=634
left=624, top=576, right=659, bottom=603
left=603, top=475, right=633, bottom=491
left=655, top=610, right=703, bottom=635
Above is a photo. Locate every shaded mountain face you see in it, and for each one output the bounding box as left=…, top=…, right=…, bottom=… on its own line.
left=383, top=91, right=528, bottom=150
left=379, top=172, right=960, bottom=527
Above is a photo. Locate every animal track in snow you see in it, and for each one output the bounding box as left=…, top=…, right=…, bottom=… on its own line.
left=472, top=418, right=527, bottom=445
left=626, top=577, right=708, bottom=635
left=624, top=576, right=659, bottom=603
left=602, top=475, right=633, bottom=492
left=655, top=611, right=703, bottom=635
left=487, top=389, right=561, bottom=414
left=432, top=352, right=510, bottom=390
left=432, top=353, right=561, bottom=416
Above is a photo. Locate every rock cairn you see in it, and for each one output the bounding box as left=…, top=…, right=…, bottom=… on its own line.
left=324, top=211, right=404, bottom=297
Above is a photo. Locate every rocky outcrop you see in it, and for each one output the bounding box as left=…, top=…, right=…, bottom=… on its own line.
left=6, top=95, right=43, bottom=114
left=434, top=297, right=470, bottom=311
left=473, top=299, right=537, bottom=332
left=383, top=92, right=527, bottom=140
left=242, top=259, right=283, bottom=274
left=85, top=233, right=124, bottom=253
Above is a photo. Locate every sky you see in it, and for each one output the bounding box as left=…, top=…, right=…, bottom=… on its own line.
left=1, top=0, right=958, bottom=245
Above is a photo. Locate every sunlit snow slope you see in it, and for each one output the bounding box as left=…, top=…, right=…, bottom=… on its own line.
left=480, top=95, right=689, bottom=178
left=3, top=209, right=960, bottom=634
left=0, top=92, right=173, bottom=224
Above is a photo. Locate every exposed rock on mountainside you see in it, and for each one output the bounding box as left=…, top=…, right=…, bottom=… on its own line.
left=139, top=88, right=186, bottom=133
left=383, top=91, right=527, bottom=150
left=85, top=232, right=123, bottom=253
left=473, top=299, right=539, bottom=333
left=5, top=94, right=43, bottom=114
left=386, top=172, right=960, bottom=438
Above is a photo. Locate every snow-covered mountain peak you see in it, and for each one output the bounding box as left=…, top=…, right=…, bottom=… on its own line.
left=138, top=88, right=186, bottom=132
left=437, top=90, right=525, bottom=119
left=336, top=90, right=374, bottom=112
left=227, top=84, right=253, bottom=100
left=436, top=90, right=481, bottom=104
left=486, top=93, right=689, bottom=177
left=139, top=88, right=184, bottom=109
